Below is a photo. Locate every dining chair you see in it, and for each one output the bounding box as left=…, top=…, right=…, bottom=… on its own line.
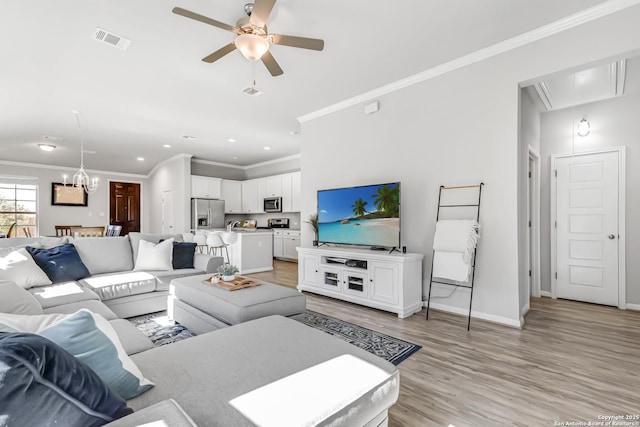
left=55, top=225, right=81, bottom=237
left=5, top=223, right=16, bottom=238
left=70, top=226, right=106, bottom=237
left=106, top=225, right=122, bottom=236
left=193, top=233, right=208, bottom=254
left=22, top=227, right=32, bottom=237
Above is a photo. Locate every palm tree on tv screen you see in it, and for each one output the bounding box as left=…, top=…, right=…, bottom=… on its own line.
left=351, top=198, right=368, bottom=218
left=371, top=184, right=400, bottom=217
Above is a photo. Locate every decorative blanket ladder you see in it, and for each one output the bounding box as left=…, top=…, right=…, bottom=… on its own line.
left=426, top=183, right=484, bottom=330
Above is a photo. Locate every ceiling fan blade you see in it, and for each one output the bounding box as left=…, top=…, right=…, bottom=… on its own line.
left=202, top=43, right=237, bottom=63
left=172, top=7, right=235, bottom=32
left=249, top=0, right=276, bottom=28
left=271, top=34, right=324, bottom=51
left=261, top=51, right=283, bottom=76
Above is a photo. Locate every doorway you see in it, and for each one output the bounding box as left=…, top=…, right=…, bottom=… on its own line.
left=527, top=147, right=541, bottom=307
left=550, top=148, right=626, bottom=308
left=109, top=181, right=141, bottom=235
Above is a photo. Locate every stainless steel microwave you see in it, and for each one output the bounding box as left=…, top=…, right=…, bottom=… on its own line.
left=264, top=197, right=282, bottom=212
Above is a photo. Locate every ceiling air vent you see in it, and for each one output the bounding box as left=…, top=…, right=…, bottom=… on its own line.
left=93, top=27, right=131, bottom=50
left=242, top=86, right=264, bottom=96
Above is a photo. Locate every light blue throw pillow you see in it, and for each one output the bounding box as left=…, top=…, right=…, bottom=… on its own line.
left=39, top=309, right=154, bottom=400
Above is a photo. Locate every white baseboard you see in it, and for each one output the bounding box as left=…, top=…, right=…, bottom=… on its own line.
left=540, top=291, right=552, bottom=297
left=626, top=303, right=640, bottom=311
left=426, top=302, right=522, bottom=328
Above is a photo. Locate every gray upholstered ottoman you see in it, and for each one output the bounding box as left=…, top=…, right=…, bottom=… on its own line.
left=168, top=274, right=306, bottom=334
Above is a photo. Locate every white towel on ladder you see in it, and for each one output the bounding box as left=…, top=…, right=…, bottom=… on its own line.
left=432, top=219, right=480, bottom=282
left=432, top=251, right=472, bottom=282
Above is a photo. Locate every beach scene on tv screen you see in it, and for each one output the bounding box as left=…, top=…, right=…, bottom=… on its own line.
left=318, top=183, right=400, bottom=247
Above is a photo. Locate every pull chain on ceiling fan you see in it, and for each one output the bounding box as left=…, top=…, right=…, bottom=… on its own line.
left=172, top=0, right=325, bottom=76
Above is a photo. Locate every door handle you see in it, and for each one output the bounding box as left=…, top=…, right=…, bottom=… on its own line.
left=608, top=234, right=616, bottom=239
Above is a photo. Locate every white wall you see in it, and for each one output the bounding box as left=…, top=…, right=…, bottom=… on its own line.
left=191, top=156, right=301, bottom=181
left=300, top=6, right=640, bottom=327
left=518, top=89, right=542, bottom=316
left=147, top=155, right=192, bottom=234
left=539, top=92, right=640, bottom=305
left=0, top=162, right=148, bottom=236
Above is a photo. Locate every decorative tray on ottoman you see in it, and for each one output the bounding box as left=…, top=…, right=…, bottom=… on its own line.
left=203, top=275, right=261, bottom=291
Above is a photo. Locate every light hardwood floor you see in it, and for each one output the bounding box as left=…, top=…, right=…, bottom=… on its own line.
left=247, top=262, right=640, bottom=427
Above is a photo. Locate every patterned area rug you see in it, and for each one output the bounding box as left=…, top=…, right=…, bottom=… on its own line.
left=128, top=312, right=195, bottom=347
left=129, top=310, right=421, bottom=365
left=291, top=310, right=421, bottom=365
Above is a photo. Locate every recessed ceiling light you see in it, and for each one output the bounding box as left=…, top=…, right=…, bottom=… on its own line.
left=38, top=143, right=56, bottom=152
left=182, top=135, right=195, bottom=140
left=137, top=157, right=144, bottom=161
left=264, top=146, right=271, bottom=151
left=163, top=144, right=171, bottom=148
left=290, top=130, right=299, bottom=135
left=42, top=135, right=62, bottom=141
left=227, top=138, right=236, bottom=143
left=233, top=157, right=238, bottom=160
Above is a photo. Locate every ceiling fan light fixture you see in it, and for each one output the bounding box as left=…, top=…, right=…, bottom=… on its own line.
left=235, top=33, right=269, bottom=61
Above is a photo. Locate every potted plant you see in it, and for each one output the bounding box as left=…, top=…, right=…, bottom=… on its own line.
left=217, top=264, right=239, bottom=282
left=306, top=213, right=319, bottom=246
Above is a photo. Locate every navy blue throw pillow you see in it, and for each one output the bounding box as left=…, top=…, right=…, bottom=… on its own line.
left=0, top=332, right=133, bottom=427
left=27, top=243, right=91, bottom=283
left=172, top=241, right=197, bottom=269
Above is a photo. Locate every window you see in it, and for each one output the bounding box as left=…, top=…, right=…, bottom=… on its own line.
left=0, top=181, right=38, bottom=237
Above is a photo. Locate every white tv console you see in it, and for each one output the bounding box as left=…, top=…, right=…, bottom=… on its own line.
left=297, top=246, right=424, bottom=318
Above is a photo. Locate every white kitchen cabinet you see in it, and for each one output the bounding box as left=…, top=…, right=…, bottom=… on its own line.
left=282, top=230, right=300, bottom=260
left=191, top=176, right=221, bottom=199
left=264, top=175, right=282, bottom=198
left=256, top=179, right=266, bottom=213
left=281, top=174, right=293, bottom=212
left=273, top=230, right=284, bottom=258
left=241, top=179, right=259, bottom=213
left=297, top=246, right=423, bottom=318
left=220, top=180, right=242, bottom=213
left=273, top=230, right=299, bottom=260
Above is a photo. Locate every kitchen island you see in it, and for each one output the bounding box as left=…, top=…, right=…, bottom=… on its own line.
left=212, top=230, right=273, bottom=274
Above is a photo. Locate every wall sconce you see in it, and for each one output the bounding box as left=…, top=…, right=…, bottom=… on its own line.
left=577, top=118, right=590, bottom=137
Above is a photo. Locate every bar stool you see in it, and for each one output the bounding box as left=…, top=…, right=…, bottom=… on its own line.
left=206, top=233, right=230, bottom=264
left=193, top=233, right=208, bottom=254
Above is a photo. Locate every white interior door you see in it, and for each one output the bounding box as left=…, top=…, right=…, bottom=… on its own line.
left=555, top=151, right=619, bottom=306
left=162, top=190, right=174, bottom=234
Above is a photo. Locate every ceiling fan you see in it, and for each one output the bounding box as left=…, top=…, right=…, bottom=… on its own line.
left=172, top=0, right=324, bottom=76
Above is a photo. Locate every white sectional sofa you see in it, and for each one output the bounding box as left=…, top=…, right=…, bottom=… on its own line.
left=0, top=233, right=400, bottom=426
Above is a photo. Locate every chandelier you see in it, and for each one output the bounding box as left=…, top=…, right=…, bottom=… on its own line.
left=63, top=110, right=98, bottom=194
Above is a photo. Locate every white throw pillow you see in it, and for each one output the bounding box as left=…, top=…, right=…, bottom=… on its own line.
left=0, top=245, right=52, bottom=289
left=133, top=238, right=174, bottom=271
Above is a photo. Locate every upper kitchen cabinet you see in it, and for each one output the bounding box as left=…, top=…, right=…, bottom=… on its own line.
left=291, top=171, right=301, bottom=212
left=221, top=180, right=242, bottom=213
left=191, top=176, right=221, bottom=199
left=241, top=179, right=260, bottom=213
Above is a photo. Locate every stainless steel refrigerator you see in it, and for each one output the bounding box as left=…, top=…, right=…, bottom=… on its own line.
left=191, top=198, right=225, bottom=231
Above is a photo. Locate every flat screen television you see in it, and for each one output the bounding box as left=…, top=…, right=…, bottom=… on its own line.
left=317, top=182, right=400, bottom=249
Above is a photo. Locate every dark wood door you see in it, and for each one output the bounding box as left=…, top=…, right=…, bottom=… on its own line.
left=109, top=181, right=141, bottom=235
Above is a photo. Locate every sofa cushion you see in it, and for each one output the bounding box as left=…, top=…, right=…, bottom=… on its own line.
left=0, top=332, right=133, bottom=427
left=134, top=238, right=174, bottom=271
left=39, top=309, right=155, bottom=400
left=152, top=269, right=203, bottom=291
left=105, top=399, right=197, bottom=427
left=43, top=299, right=119, bottom=321
left=0, top=280, right=43, bottom=315
left=172, top=241, right=197, bottom=269
left=0, top=236, right=68, bottom=249
left=129, top=233, right=184, bottom=264
left=0, top=245, right=52, bottom=289
left=73, top=236, right=134, bottom=275
left=27, top=243, right=91, bottom=283
left=29, top=281, right=101, bottom=309
left=108, top=318, right=155, bottom=355
left=81, top=272, right=157, bottom=301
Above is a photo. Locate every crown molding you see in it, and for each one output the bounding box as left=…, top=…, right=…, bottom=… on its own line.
left=0, top=159, right=148, bottom=179
left=298, top=0, right=640, bottom=123
left=192, top=153, right=301, bottom=170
